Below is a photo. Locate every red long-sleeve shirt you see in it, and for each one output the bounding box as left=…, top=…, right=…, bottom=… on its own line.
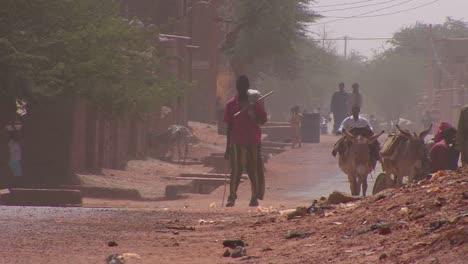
left=224, top=97, right=267, bottom=145
left=430, top=139, right=459, bottom=172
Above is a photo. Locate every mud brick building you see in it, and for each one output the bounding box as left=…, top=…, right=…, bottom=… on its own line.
left=422, top=38, right=468, bottom=125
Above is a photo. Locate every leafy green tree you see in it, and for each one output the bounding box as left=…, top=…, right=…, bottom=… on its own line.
left=0, top=0, right=185, bottom=113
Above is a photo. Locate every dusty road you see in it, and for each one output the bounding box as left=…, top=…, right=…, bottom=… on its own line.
left=4, top=134, right=458, bottom=263
left=85, top=135, right=374, bottom=210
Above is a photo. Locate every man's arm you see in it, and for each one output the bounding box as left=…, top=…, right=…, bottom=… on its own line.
left=338, top=117, right=348, bottom=133
left=224, top=102, right=232, bottom=160
left=363, top=118, right=374, bottom=133
left=254, top=101, right=268, bottom=125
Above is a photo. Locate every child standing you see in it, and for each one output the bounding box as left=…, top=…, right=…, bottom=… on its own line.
left=290, top=106, right=303, bottom=148
left=8, top=132, right=22, bottom=177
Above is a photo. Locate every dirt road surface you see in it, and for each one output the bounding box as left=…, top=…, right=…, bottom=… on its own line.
left=0, top=125, right=465, bottom=263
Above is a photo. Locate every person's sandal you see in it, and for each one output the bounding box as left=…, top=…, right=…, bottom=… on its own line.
left=226, top=200, right=235, bottom=207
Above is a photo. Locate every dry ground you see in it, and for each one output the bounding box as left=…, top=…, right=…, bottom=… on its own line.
left=0, top=122, right=466, bottom=263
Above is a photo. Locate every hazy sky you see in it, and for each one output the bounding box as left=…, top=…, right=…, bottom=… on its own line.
left=308, top=0, right=468, bottom=57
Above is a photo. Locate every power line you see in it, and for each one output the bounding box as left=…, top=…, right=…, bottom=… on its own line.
left=316, top=0, right=400, bottom=12
left=322, top=0, right=441, bottom=18
left=311, top=0, right=420, bottom=26
left=312, top=0, right=378, bottom=8
left=316, top=37, right=393, bottom=40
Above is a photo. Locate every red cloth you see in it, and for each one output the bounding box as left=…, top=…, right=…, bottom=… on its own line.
left=430, top=139, right=450, bottom=172
left=434, top=122, right=452, bottom=143
left=224, top=96, right=267, bottom=145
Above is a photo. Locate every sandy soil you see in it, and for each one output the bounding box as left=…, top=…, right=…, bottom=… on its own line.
left=0, top=122, right=466, bottom=263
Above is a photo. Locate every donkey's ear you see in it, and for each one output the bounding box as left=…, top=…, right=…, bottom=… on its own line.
left=419, top=124, right=432, bottom=140
left=369, top=131, right=385, bottom=143
left=396, top=125, right=412, bottom=139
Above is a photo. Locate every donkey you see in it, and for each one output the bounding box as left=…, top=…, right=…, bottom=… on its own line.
left=148, top=125, right=194, bottom=164
left=339, top=129, right=384, bottom=196
left=381, top=124, right=432, bottom=187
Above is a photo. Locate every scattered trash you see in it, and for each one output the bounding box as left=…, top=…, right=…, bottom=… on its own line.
left=307, top=204, right=335, bottom=214
left=399, top=207, right=409, bottom=215
left=332, top=222, right=343, bottom=225
left=343, top=222, right=389, bottom=237
left=450, top=212, right=468, bottom=223
left=344, top=250, right=353, bottom=253
left=279, top=209, right=296, bottom=217
left=324, top=211, right=335, bottom=217
left=222, top=249, right=231, bottom=257
left=107, top=254, right=124, bottom=264
left=379, top=253, right=388, bottom=260
left=285, top=231, right=312, bottom=239
left=261, top=247, right=273, bottom=252
left=327, top=191, right=361, bottom=205
left=378, top=226, right=392, bottom=235
left=198, top=219, right=215, bottom=225
left=108, top=241, right=118, bottom=247
left=163, top=225, right=195, bottom=231
left=223, top=240, right=247, bottom=249
left=230, top=246, right=247, bottom=258
left=286, top=207, right=308, bottom=220
left=122, top=253, right=141, bottom=259
left=427, top=187, right=442, bottom=193
left=256, top=206, right=276, bottom=213
left=429, top=220, right=449, bottom=232
left=431, top=171, right=447, bottom=181
left=209, top=202, right=216, bottom=208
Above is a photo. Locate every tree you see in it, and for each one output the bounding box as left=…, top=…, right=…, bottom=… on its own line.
left=361, top=18, right=468, bottom=124
left=220, top=0, right=320, bottom=78
left=0, top=0, right=185, bottom=113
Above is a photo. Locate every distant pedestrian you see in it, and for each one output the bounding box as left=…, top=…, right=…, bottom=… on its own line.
left=8, top=131, right=22, bottom=177
left=224, top=75, right=268, bottom=207
left=349, top=83, right=363, bottom=111
left=290, top=106, right=303, bottom=148
left=430, top=127, right=459, bottom=172
left=330, top=82, right=349, bottom=135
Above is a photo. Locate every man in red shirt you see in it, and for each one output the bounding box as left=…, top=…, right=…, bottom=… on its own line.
left=224, top=75, right=268, bottom=207
left=430, top=126, right=459, bottom=172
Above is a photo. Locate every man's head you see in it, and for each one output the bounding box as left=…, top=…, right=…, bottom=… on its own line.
left=236, top=75, right=250, bottom=98
left=339, top=82, right=345, bottom=91
left=352, top=83, right=359, bottom=93
left=351, top=106, right=360, bottom=119
left=442, top=127, right=457, bottom=144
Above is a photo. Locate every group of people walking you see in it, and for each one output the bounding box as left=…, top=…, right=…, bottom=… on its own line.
left=330, top=82, right=363, bottom=135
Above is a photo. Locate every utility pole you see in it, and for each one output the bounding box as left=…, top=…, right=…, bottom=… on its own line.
left=344, top=35, right=348, bottom=60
